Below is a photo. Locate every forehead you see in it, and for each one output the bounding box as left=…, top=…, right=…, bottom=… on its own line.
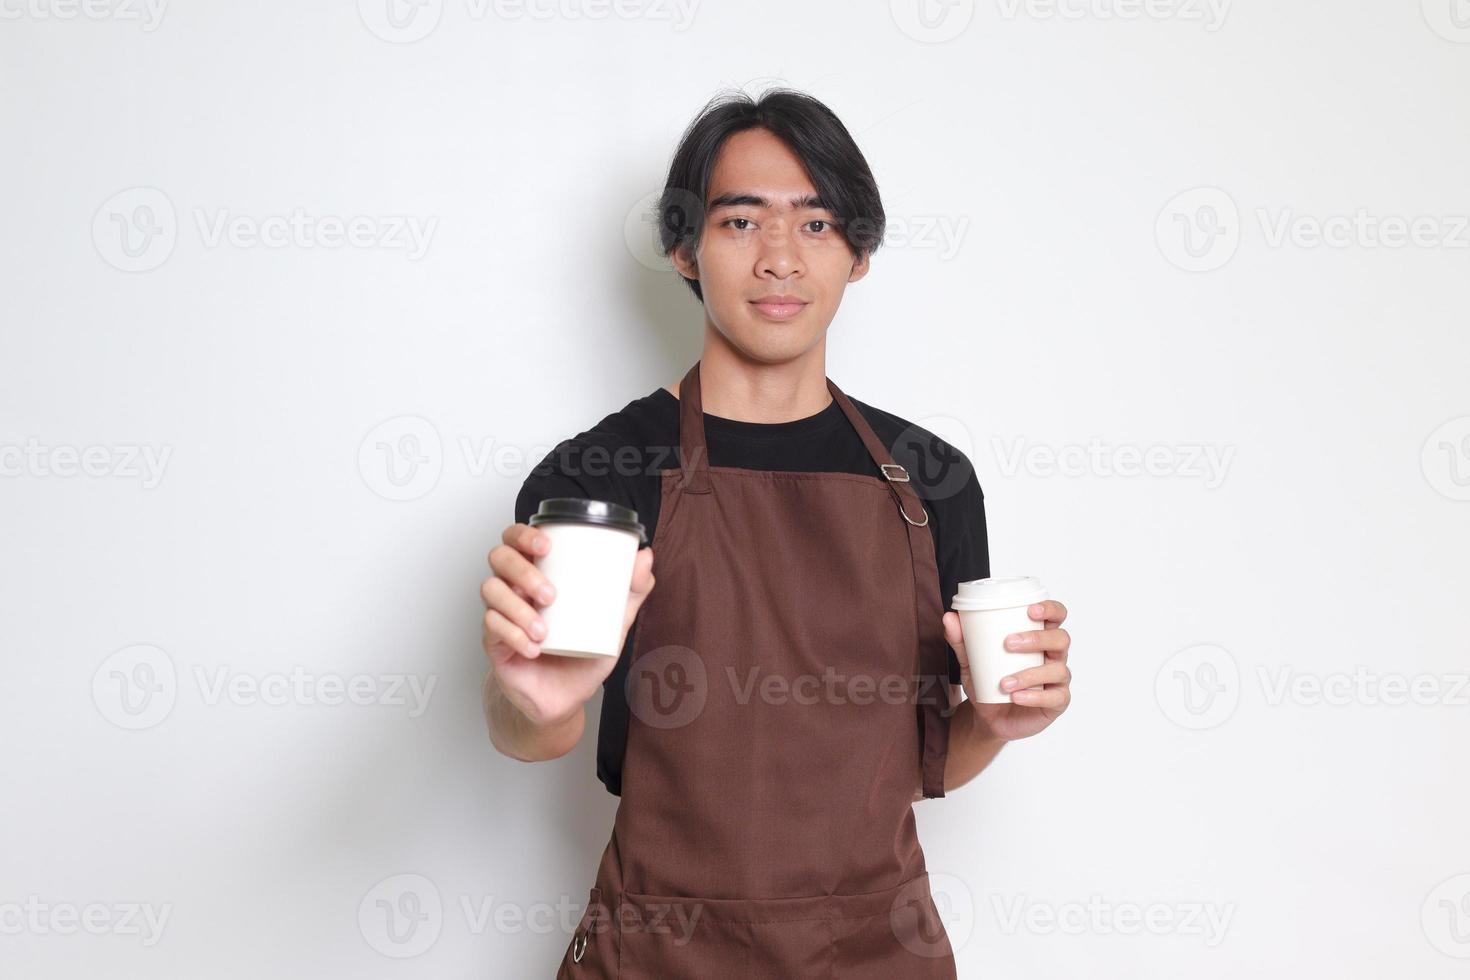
left=706, top=128, right=818, bottom=207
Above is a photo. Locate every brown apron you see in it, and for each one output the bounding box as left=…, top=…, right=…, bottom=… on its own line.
left=556, top=360, right=956, bottom=979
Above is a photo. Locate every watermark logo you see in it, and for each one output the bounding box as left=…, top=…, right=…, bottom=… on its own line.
left=626, top=644, right=707, bottom=730
left=92, top=644, right=177, bottom=731
left=92, top=187, right=177, bottom=273
left=1159, top=187, right=1470, bottom=270
left=1423, top=873, right=1470, bottom=957
left=892, top=414, right=978, bottom=503
left=1422, top=0, right=1470, bottom=42
left=359, top=416, right=444, bottom=502
left=891, top=0, right=976, bottom=42
left=624, top=188, right=700, bottom=274
left=1158, top=646, right=1468, bottom=727
left=1156, top=187, right=1240, bottom=272
left=92, top=646, right=437, bottom=729
left=93, top=188, right=437, bottom=271
left=355, top=416, right=687, bottom=501
left=359, top=0, right=444, bottom=42
left=1422, top=416, right=1470, bottom=501
left=359, top=874, right=443, bottom=958
left=1154, top=643, right=1239, bottom=730
left=891, top=872, right=972, bottom=957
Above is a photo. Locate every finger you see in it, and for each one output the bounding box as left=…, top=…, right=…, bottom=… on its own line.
left=1009, top=685, right=1070, bottom=709
left=1028, top=599, right=1067, bottom=627
left=1000, top=662, right=1070, bottom=693
left=484, top=607, right=542, bottom=660
left=482, top=576, right=548, bottom=646
left=488, top=542, right=556, bottom=607
left=501, top=522, right=551, bottom=558
left=1004, top=627, right=1070, bottom=658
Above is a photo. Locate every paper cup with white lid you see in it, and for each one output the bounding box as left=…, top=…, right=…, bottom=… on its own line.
left=952, top=576, right=1049, bottom=703
left=527, top=498, right=647, bottom=658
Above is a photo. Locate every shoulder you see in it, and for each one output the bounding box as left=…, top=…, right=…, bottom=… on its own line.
left=522, top=387, right=678, bottom=490
left=847, top=396, right=983, bottom=502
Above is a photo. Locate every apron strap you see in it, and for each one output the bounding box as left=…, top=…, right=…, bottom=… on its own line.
left=826, top=380, right=953, bottom=799
left=675, top=361, right=712, bottom=494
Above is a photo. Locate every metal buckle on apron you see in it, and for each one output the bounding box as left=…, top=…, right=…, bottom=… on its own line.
left=572, top=931, right=587, bottom=962
left=881, top=464, right=930, bottom=527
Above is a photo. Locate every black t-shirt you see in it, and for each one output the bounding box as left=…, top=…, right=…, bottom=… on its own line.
left=514, top=385, right=989, bottom=796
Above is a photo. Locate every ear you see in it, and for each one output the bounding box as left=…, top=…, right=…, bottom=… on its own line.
left=847, top=249, right=871, bottom=284
left=669, top=240, right=699, bottom=283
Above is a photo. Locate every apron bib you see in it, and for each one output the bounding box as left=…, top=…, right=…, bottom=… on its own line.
left=557, top=361, right=956, bottom=979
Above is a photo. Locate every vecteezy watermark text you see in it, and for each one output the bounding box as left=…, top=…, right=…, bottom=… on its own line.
left=358, top=0, right=701, bottom=43
left=0, top=0, right=167, bottom=29
left=0, top=897, right=172, bottom=947
left=0, top=439, right=172, bottom=488
left=1157, top=186, right=1470, bottom=272
left=92, top=645, right=438, bottom=730
left=1156, top=643, right=1470, bottom=730
left=357, top=874, right=702, bottom=959
left=995, top=0, right=1230, bottom=31
left=992, top=894, right=1235, bottom=946
left=93, top=187, right=437, bottom=272
left=992, top=436, right=1235, bottom=489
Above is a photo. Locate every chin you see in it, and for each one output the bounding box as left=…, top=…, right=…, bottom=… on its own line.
left=733, top=334, right=821, bottom=366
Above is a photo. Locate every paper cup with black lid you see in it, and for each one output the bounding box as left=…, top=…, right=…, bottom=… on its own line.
left=952, top=576, right=1049, bottom=703
left=527, top=498, right=647, bottom=658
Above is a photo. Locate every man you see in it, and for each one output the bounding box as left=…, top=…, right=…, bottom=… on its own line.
left=482, top=88, right=1072, bottom=978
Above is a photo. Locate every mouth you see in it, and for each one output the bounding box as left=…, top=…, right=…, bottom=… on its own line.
left=749, top=296, right=809, bottom=321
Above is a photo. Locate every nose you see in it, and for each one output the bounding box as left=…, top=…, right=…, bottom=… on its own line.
left=755, top=215, right=803, bottom=280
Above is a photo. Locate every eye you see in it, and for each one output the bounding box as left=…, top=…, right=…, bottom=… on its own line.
left=722, top=217, right=754, bottom=231
left=806, top=220, right=830, bottom=233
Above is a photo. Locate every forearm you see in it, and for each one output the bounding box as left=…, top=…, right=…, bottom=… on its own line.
left=941, top=695, right=1006, bottom=792
left=482, top=671, right=585, bottom=762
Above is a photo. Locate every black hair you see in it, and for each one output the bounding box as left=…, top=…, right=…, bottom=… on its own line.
left=656, top=87, right=886, bottom=303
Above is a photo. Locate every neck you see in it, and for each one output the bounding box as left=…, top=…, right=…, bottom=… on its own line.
left=663, top=327, right=832, bottom=423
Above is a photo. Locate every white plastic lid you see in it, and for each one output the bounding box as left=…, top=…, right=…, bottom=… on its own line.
left=952, top=575, right=1048, bottom=612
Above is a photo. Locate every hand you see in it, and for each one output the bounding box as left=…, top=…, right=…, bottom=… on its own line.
left=942, top=599, right=1071, bottom=742
left=481, top=522, right=656, bottom=728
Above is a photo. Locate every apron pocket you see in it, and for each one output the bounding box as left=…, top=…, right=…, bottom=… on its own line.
left=616, top=875, right=952, bottom=980
left=556, top=886, right=617, bottom=980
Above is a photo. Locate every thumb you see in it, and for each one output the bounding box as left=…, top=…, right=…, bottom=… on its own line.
left=630, top=546, right=655, bottom=598
left=623, top=547, right=656, bottom=631
left=942, top=611, right=968, bottom=670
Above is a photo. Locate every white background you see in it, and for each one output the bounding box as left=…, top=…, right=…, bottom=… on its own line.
left=3, top=1, right=1469, bottom=977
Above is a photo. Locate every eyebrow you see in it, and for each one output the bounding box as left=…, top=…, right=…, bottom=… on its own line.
left=706, top=192, right=831, bottom=213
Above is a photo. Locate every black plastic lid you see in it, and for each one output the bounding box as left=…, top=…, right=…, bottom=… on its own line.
left=528, top=497, right=647, bottom=545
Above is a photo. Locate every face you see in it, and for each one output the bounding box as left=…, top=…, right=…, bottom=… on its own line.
left=670, top=127, right=870, bottom=365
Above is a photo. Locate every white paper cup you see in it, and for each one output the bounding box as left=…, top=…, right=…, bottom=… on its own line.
left=528, top=498, right=646, bottom=659
left=952, top=576, right=1049, bottom=703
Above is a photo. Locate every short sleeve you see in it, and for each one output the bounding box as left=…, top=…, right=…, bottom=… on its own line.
left=922, top=453, right=989, bottom=686
left=514, top=435, right=628, bottom=526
